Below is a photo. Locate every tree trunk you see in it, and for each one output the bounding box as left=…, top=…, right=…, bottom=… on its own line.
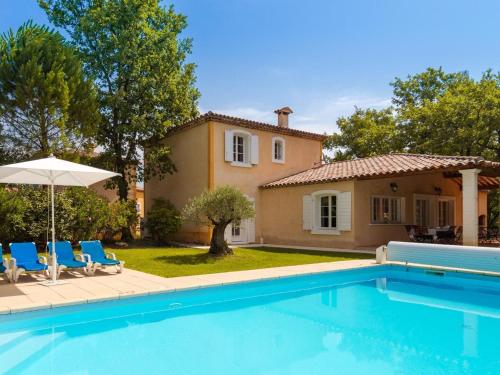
left=115, top=154, right=133, bottom=241
left=209, top=223, right=233, bottom=256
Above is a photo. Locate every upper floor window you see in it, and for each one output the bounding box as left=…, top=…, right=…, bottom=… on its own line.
left=371, top=196, right=404, bottom=224
left=233, top=134, right=246, bottom=163
left=225, top=130, right=259, bottom=166
left=272, top=137, right=285, bottom=163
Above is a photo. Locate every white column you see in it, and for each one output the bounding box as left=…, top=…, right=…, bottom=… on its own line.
left=459, top=169, right=481, bottom=246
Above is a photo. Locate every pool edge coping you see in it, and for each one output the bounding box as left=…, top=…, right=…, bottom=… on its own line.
left=1, top=260, right=379, bottom=315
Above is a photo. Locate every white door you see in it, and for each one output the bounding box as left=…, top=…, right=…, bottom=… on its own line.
left=231, top=220, right=247, bottom=243
left=225, top=197, right=256, bottom=244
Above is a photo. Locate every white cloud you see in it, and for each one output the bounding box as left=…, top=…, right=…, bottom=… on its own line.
left=200, top=94, right=391, bottom=135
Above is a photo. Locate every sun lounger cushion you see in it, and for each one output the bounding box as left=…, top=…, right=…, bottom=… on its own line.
left=48, top=241, right=87, bottom=269
left=80, top=240, right=120, bottom=265
left=10, top=242, right=48, bottom=271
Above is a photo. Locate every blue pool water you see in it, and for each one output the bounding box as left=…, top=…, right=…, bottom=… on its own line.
left=1, top=265, right=500, bottom=374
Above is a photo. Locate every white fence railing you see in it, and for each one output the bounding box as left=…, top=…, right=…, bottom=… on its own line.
left=376, top=241, right=500, bottom=273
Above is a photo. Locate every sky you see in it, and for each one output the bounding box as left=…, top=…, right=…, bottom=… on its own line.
left=1, top=0, right=500, bottom=134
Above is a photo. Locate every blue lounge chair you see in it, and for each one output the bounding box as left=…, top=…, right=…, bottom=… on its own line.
left=48, top=241, right=93, bottom=277
left=80, top=240, right=124, bottom=273
left=9, top=242, right=50, bottom=283
left=0, top=244, right=12, bottom=282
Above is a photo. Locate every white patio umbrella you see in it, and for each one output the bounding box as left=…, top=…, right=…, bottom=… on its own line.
left=0, top=155, right=120, bottom=284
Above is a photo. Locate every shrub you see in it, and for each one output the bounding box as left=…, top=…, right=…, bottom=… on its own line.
left=146, top=198, right=181, bottom=243
left=0, top=186, right=139, bottom=244
left=64, top=187, right=110, bottom=241
left=104, top=199, right=139, bottom=240
left=0, top=187, right=28, bottom=241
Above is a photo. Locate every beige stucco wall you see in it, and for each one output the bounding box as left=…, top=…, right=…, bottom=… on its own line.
left=260, top=181, right=356, bottom=248
left=144, top=123, right=210, bottom=243
left=212, top=120, right=323, bottom=242
left=144, top=119, right=323, bottom=244
left=259, top=171, right=489, bottom=249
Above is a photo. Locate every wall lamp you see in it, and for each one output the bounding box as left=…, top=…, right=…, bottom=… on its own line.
left=390, top=182, right=398, bottom=193
left=434, top=186, right=442, bottom=195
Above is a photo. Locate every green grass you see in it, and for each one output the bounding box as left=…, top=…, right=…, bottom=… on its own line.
left=110, top=246, right=373, bottom=278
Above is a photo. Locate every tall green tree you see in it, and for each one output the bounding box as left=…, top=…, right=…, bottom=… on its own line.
left=0, top=22, right=98, bottom=160
left=327, top=67, right=500, bottom=161
left=392, top=68, right=500, bottom=158
left=326, top=107, right=401, bottom=161
left=40, top=0, right=200, bottom=201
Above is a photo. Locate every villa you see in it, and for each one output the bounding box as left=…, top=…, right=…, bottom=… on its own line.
left=145, top=108, right=500, bottom=249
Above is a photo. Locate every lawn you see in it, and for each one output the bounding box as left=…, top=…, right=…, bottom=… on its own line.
left=110, top=246, right=373, bottom=278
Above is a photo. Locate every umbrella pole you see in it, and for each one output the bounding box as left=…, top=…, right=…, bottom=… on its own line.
left=51, top=180, right=57, bottom=283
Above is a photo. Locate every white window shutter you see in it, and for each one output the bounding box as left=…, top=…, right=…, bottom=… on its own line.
left=302, top=195, right=313, bottom=230
left=251, top=135, right=259, bottom=164
left=337, top=192, right=352, bottom=231
left=224, top=130, right=233, bottom=161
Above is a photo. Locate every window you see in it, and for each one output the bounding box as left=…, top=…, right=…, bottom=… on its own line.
left=272, top=137, right=285, bottom=163
left=231, top=222, right=241, bottom=237
left=233, top=135, right=245, bottom=162
left=415, top=198, right=431, bottom=226
left=225, top=130, right=258, bottom=166
left=438, top=199, right=455, bottom=227
left=319, top=195, right=337, bottom=229
left=371, top=196, right=404, bottom=224
left=304, top=190, right=350, bottom=235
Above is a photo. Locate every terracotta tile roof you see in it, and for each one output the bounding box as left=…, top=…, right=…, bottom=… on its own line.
left=161, top=112, right=327, bottom=141
left=262, top=154, right=500, bottom=188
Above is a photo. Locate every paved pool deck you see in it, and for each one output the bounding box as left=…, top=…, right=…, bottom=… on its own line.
left=0, top=259, right=377, bottom=314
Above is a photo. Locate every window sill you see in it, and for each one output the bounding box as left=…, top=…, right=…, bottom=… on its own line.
left=230, top=161, right=252, bottom=168
left=311, top=228, right=341, bottom=235
left=272, top=159, right=285, bottom=164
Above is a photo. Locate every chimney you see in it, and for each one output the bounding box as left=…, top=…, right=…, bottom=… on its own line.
left=274, top=106, right=293, bottom=128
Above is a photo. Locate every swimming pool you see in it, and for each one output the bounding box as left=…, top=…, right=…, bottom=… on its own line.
left=0, top=265, right=499, bottom=374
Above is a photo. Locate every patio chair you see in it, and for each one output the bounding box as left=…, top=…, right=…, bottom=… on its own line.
left=48, top=241, right=94, bottom=277
left=80, top=240, right=125, bottom=273
left=404, top=225, right=418, bottom=241
left=9, top=242, right=50, bottom=283
left=452, top=226, right=463, bottom=244
left=0, top=244, right=12, bottom=282
left=414, top=226, right=434, bottom=242
left=436, top=226, right=456, bottom=244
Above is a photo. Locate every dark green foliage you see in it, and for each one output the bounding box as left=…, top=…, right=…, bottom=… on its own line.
left=146, top=198, right=181, bottom=243
left=0, top=186, right=137, bottom=245
left=392, top=68, right=500, bottom=159
left=105, top=199, right=139, bottom=239
left=40, top=0, right=200, bottom=199
left=64, top=187, right=110, bottom=241
left=327, top=68, right=500, bottom=161
left=325, top=107, right=401, bottom=161
left=0, top=22, right=98, bottom=159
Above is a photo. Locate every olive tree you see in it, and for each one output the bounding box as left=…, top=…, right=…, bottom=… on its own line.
left=183, top=186, right=255, bottom=256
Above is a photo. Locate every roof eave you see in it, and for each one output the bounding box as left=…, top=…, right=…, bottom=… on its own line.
left=149, top=112, right=327, bottom=144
